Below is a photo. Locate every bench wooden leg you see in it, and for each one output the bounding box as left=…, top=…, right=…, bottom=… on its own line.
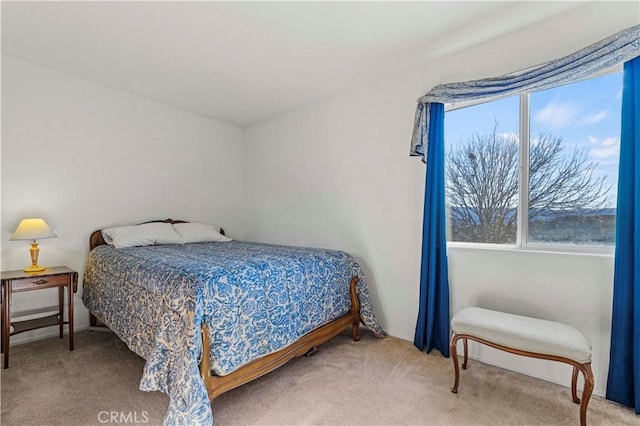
left=462, top=337, right=468, bottom=369
left=567, top=363, right=595, bottom=425
left=578, top=363, right=594, bottom=426
left=571, top=366, right=580, bottom=403
left=450, top=334, right=461, bottom=393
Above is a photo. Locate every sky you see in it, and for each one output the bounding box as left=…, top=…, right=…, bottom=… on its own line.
left=444, top=70, right=623, bottom=207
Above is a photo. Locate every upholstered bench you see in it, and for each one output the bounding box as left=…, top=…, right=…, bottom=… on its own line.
left=450, top=307, right=594, bottom=426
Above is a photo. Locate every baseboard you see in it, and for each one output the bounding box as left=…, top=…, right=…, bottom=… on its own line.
left=468, top=355, right=606, bottom=398
left=88, top=325, right=114, bottom=333
left=8, top=324, right=90, bottom=347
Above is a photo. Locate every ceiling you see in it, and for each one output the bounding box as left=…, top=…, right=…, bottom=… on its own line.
left=0, top=1, right=624, bottom=127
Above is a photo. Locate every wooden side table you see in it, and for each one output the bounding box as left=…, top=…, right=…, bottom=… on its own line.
left=0, top=266, right=78, bottom=368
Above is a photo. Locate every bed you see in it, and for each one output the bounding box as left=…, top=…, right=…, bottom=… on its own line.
left=82, top=219, right=384, bottom=425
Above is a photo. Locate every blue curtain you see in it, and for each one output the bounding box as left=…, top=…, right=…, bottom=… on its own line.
left=606, top=55, right=640, bottom=413
left=414, top=103, right=450, bottom=357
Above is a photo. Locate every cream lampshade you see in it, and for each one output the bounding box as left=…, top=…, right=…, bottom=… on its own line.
left=10, top=218, right=57, bottom=272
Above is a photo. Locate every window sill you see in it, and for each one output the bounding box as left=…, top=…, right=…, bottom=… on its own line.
left=447, top=241, right=614, bottom=257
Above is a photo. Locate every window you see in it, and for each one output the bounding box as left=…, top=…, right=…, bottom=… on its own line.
left=444, top=70, right=622, bottom=249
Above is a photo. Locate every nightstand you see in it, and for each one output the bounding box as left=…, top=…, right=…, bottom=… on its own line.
left=1, top=266, right=78, bottom=368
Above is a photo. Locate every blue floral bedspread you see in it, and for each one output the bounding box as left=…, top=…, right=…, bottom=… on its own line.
left=82, top=241, right=384, bottom=425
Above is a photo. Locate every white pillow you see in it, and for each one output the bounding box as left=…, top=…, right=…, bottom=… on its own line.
left=102, top=222, right=184, bottom=248
left=172, top=222, right=232, bottom=243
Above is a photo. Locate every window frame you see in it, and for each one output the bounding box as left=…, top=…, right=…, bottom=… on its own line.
left=444, top=66, right=622, bottom=255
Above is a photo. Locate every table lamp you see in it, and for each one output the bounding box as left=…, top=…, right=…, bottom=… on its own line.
left=10, top=218, right=57, bottom=272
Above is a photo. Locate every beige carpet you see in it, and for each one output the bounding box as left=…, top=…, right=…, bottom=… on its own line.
left=0, top=330, right=636, bottom=425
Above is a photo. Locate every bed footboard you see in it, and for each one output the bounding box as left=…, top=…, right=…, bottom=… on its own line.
left=200, top=276, right=361, bottom=400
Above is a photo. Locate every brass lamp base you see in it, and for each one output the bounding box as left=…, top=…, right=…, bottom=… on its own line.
left=24, top=265, right=46, bottom=273
left=25, top=241, right=46, bottom=273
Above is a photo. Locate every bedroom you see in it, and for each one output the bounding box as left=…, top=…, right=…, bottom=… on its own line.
left=1, top=1, right=639, bottom=425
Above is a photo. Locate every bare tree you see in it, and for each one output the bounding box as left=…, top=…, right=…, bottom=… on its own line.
left=446, top=124, right=612, bottom=243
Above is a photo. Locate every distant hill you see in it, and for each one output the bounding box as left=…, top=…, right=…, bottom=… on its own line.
left=529, top=213, right=615, bottom=244
left=449, top=207, right=616, bottom=245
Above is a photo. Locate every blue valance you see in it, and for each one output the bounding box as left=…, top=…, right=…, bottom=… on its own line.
left=410, top=24, right=640, bottom=162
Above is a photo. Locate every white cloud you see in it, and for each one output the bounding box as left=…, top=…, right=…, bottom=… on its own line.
left=582, top=110, right=607, bottom=125
left=590, top=145, right=619, bottom=159
left=499, top=132, right=518, bottom=142
left=589, top=136, right=620, bottom=160
left=534, top=102, right=577, bottom=129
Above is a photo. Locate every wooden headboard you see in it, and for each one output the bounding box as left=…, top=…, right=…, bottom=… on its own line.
left=89, top=219, right=225, bottom=250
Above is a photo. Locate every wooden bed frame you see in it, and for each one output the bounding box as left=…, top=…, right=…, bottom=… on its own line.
left=88, top=219, right=361, bottom=402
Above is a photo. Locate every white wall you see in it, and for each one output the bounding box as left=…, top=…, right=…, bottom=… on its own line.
left=1, top=1, right=635, bottom=396
left=244, top=3, right=638, bottom=396
left=1, top=55, right=245, bottom=343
